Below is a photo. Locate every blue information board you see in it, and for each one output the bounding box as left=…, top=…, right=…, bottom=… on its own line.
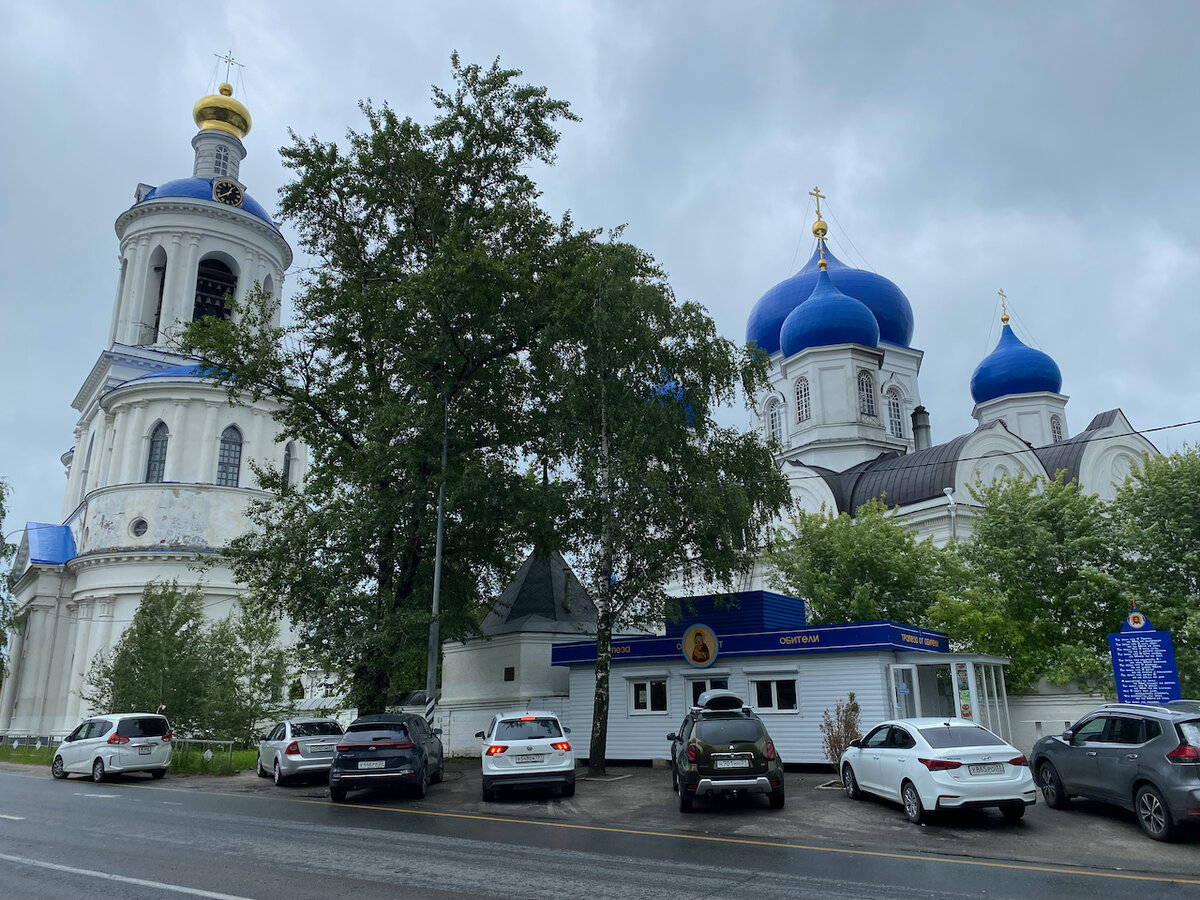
left=1108, top=612, right=1182, bottom=703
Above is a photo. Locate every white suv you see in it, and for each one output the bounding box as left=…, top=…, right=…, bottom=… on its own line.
left=476, top=711, right=576, bottom=801
left=52, top=713, right=173, bottom=782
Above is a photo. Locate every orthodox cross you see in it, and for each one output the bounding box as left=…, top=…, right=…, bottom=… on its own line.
left=998, top=288, right=1010, bottom=324
left=214, top=50, right=244, bottom=83
left=809, top=186, right=826, bottom=220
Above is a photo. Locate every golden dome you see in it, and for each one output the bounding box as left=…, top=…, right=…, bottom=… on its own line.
left=192, top=83, right=251, bottom=139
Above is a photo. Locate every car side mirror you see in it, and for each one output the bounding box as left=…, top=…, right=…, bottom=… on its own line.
left=433, top=728, right=442, bottom=736
left=1061, top=730, right=1073, bottom=741
left=667, top=733, right=677, bottom=742
left=564, top=727, right=571, bottom=734
left=259, top=734, right=267, bottom=742
left=849, top=739, right=862, bottom=749
left=474, top=731, right=485, bottom=739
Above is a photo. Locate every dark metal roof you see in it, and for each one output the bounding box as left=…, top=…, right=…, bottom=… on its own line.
left=1035, top=409, right=1119, bottom=484
left=481, top=548, right=597, bottom=636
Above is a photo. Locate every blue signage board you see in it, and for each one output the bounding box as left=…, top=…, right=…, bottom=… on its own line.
left=1108, top=613, right=1182, bottom=704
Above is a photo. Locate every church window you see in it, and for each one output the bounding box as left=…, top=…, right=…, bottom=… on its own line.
left=1050, top=415, right=1063, bottom=443
left=795, top=378, right=811, bottom=422
left=214, top=145, right=230, bottom=176
left=858, top=370, right=877, bottom=418
left=145, top=422, right=168, bottom=483
left=130, top=518, right=148, bottom=537
left=193, top=259, right=238, bottom=322
left=217, top=425, right=243, bottom=487
left=767, top=402, right=783, bottom=443
left=887, top=389, right=904, bottom=437
left=282, top=441, right=295, bottom=492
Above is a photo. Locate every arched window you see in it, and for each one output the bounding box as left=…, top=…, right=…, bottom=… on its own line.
left=145, top=422, right=168, bottom=483
left=217, top=425, right=243, bottom=487
left=767, top=402, right=783, bottom=444
left=193, top=259, right=238, bottom=322
left=858, top=370, right=877, bottom=418
left=887, top=389, right=904, bottom=438
left=1050, top=415, right=1063, bottom=443
left=214, top=145, right=230, bottom=176
left=282, top=442, right=294, bottom=492
left=795, top=378, right=811, bottom=423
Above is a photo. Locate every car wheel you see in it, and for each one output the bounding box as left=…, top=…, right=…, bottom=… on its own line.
left=256, top=755, right=268, bottom=778
left=481, top=785, right=495, bottom=802
left=413, top=769, right=428, bottom=799
left=430, top=760, right=444, bottom=784
left=1000, top=803, right=1025, bottom=822
left=678, top=785, right=693, bottom=813
left=671, top=766, right=678, bottom=792
left=1037, top=760, right=1070, bottom=810
left=51, top=756, right=66, bottom=780
left=901, top=781, right=925, bottom=824
left=842, top=763, right=862, bottom=800
left=1135, top=784, right=1175, bottom=842
left=273, top=759, right=287, bottom=787
left=330, top=786, right=347, bottom=803
left=91, top=758, right=105, bottom=783
left=769, top=785, right=785, bottom=810
left=151, top=768, right=167, bottom=780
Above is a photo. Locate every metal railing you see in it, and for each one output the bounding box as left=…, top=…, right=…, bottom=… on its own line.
left=3, top=735, right=63, bottom=755
left=172, top=737, right=236, bottom=769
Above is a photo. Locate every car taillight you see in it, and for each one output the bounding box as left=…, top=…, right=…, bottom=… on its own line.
left=520, top=716, right=537, bottom=721
left=106, top=733, right=129, bottom=745
left=765, top=739, right=777, bottom=761
left=918, top=757, right=962, bottom=771
left=285, top=741, right=299, bottom=755
left=486, top=745, right=507, bottom=756
left=161, top=731, right=172, bottom=742
left=686, top=743, right=697, bottom=762
left=1008, top=755, right=1028, bottom=767
left=383, top=740, right=416, bottom=750
left=551, top=741, right=571, bottom=751
left=1166, top=743, right=1200, bottom=761
left=336, top=744, right=351, bottom=752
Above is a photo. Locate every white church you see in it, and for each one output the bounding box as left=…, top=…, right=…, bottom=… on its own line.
left=0, top=83, right=306, bottom=738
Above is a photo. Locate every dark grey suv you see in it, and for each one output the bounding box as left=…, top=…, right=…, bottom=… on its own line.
left=1030, top=701, right=1200, bottom=841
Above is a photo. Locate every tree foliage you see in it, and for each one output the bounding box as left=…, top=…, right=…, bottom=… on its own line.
left=532, top=237, right=789, bottom=772
left=767, top=499, right=956, bottom=625
left=820, top=692, right=862, bottom=771
left=179, top=56, right=583, bottom=712
left=81, top=581, right=291, bottom=743
left=1112, top=446, right=1200, bottom=696
left=929, top=474, right=1125, bottom=693
left=0, top=478, right=15, bottom=683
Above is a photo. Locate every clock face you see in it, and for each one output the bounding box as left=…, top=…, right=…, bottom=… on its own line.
left=213, top=179, right=244, bottom=207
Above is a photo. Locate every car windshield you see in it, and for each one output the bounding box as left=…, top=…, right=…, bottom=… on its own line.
left=496, top=718, right=563, bottom=740
left=919, top=725, right=1006, bottom=748
left=292, top=722, right=342, bottom=737
left=116, top=717, right=170, bottom=738
left=695, top=718, right=764, bottom=744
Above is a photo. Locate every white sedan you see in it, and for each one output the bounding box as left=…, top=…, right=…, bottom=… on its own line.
left=839, top=718, right=1037, bottom=823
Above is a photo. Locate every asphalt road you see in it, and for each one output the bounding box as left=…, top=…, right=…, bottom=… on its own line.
left=1, top=760, right=1197, bottom=899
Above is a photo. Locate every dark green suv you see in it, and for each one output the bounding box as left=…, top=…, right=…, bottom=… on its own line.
left=668, top=690, right=785, bottom=812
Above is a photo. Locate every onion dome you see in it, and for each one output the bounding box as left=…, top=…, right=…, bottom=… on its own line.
left=780, top=266, right=879, bottom=355
left=136, top=177, right=276, bottom=225
left=193, top=83, right=251, bottom=139
left=746, top=238, right=914, bottom=355
left=970, top=319, right=1062, bottom=404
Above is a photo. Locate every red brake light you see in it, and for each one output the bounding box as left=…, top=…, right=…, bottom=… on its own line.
left=551, top=741, right=571, bottom=751
left=519, top=716, right=537, bottom=721
left=686, top=743, right=697, bottom=762
left=161, top=731, right=172, bottom=742
left=285, top=741, right=299, bottom=755
left=1008, top=755, right=1028, bottom=767
left=336, top=744, right=350, bottom=752
left=765, top=739, right=777, bottom=761
left=1166, top=743, right=1200, bottom=761
left=107, top=733, right=129, bottom=745
left=486, top=745, right=507, bottom=756
left=918, top=757, right=962, bottom=771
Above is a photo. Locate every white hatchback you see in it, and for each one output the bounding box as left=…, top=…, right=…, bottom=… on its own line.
left=839, top=717, right=1037, bottom=823
left=52, top=713, right=173, bottom=782
left=476, top=711, right=576, bottom=801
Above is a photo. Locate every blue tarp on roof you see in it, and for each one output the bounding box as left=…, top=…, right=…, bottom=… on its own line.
left=26, top=523, right=76, bottom=565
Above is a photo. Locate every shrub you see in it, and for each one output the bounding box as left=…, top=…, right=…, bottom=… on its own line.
left=819, top=692, right=862, bottom=771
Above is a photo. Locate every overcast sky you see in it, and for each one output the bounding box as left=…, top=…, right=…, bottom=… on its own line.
left=3, top=1, right=1199, bottom=538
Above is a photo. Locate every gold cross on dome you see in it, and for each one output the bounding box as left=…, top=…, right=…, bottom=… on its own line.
left=809, top=186, right=826, bottom=219
left=998, top=288, right=1010, bottom=324
left=214, top=50, right=244, bottom=83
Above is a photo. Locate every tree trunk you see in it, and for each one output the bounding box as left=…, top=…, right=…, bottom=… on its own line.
left=588, top=606, right=613, bottom=776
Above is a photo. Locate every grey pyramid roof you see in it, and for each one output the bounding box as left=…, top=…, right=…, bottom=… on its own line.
left=481, top=549, right=598, bottom=636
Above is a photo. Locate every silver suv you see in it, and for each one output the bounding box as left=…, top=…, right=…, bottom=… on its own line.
left=1030, top=701, right=1200, bottom=841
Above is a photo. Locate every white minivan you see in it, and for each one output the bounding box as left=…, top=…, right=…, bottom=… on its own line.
left=52, top=713, right=173, bottom=782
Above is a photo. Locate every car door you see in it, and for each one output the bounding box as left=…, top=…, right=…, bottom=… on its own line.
left=263, top=722, right=285, bottom=767
left=1092, top=715, right=1153, bottom=805
left=58, top=720, right=93, bottom=773
left=1058, top=715, right=1108, bottom=797
left=877, top=725, right=917, bottom=802
left=854, top=725, right=892, bottom=795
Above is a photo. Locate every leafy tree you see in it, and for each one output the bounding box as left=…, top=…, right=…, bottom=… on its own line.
left=820, top=692, right=862, bottom=771
left=1112, top=446, right=1200, bottom=696
left=532, top=237, right=789, bottom=773
left=766, top=499, right=957, bottom=625
left=928, top=474, right=1124, bottom=693
left=179, top=55, right=583, bottom=712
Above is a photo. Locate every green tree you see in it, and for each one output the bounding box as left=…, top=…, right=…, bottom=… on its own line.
left=766, top=499, right=956, bottom=625
left=179, top=55, right=583, bottom=712
left=1112, top=447, right=1200, bottom=696
left=0, top=478, right=16, bottom=688
left=928, top=474, right=1124, bottom=693
left=532, top=237, right=789, bottom=773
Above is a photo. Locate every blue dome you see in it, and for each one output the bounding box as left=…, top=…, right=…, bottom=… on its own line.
left=970, top=324, right=1063, bottom=404
left=746, top=242, right=914, bottom=354
left=779, top=268, right=880, bottom=355
left=138, top=177, right=276, bottom=226
left=128, top=364, right=216, bottom=383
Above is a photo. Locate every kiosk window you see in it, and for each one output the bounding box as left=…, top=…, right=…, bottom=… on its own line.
left=631, top=679, right=668, bottom=714
left=751, top=678, right=797, bottom=711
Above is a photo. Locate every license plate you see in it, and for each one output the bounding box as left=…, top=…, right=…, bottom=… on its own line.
left=310, top=744, right=333, bottom=752
left=514, top=754, right=544, bottom=764
left=138, top=745, right=152, bottom=756
left=968, top=763, right=1004, bottom=775
left=357, top=759, right=386, bottom=769
left=715, top=758, right=750, bottom=769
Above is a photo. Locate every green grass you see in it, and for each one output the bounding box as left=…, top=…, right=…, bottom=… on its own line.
left=0, top=745, right=55, bottom=766
left=0, top=742, right=258, bottom=776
